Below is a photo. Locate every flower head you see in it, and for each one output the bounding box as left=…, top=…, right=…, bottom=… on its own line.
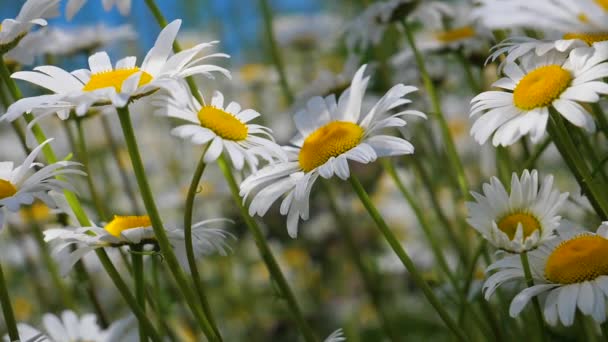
left=66, top=0, right=132, bottom=20
left=240, top=64, right=425, bottom=237
left=0, top=0, right=59, bottom=54
left=467, top=170, right=568, bottom=253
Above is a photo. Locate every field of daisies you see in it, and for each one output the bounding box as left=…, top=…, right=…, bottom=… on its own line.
left=4, top=0, right=608, bottom=340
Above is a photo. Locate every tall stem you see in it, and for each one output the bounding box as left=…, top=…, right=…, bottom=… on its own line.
left=348, top=174, right=467, bottom=341
left=258, top=0, right=294, bottom=103
left=184, top=147, right=222, bottom=339
left=217, top=156, right=317, bottom=342
left=0, top=261, right=19, bottom=341
left=75, top=118, right=108, bottom=220
left=520, top=252, right=547, bottom=342
left=115, top=106, right=218, bottom=341
left=400, top=19, right=469, bottom=198
left=132, top=245, right=147, bottom=342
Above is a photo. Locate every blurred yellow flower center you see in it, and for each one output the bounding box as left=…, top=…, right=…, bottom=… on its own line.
left=197, top=106, right=248, bottom=141
left=298, top=121, right=364, bottom=172
left=496, top=212, right=540, bottom=240
left=513, top=65, right=572, bottom=110
left=578, top=13, right=590, bottom=23
left=0, top=179, right=17, bottom=200
left=596, top=0, right=608, bottom=11
left=435, top=26, right=476, bottom=43
left=105, top=215, right=151, bottom=237
left=563, top=32, right=608, bottom=45
left=83, top=67, right=153, bottom=92
left=19, top=201, right=51, bottom=223
left=545, top=235, right=608, bottom=284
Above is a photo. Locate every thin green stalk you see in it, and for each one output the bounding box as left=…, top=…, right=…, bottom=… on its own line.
left=592, top=103, right=608, bottom=141
left=382, top=160, right=460, bottom=290
left=132, top=245, right=147, bottom=342
left=455, top=49, right=480, bottom=93
left=184, top=147, right=222, bottom=339
left=217, top=156, right=317, bottom=342
left=258, top=0, right=294, bottom=103
left=0, top=261, right=19, bottom=341
left=348, top=174, right=467, bottom=341
left=75, top=118, right=108, bottom=220
left=522, top=138, right=551, bottom=170
left=322, top=182, right=398, bottom=341
left=520, top=252, right=547, bottom=342
left=152, top=257, right=166, bottom=338
left=73, top=258, right=109, bottom=328
left=601, top=321, right=608, bottom=341
left=0, top=82, right=29, bottom=155
left=115, top=106, right=218, bottom=341
left=400, top=19, right=469, bottom=198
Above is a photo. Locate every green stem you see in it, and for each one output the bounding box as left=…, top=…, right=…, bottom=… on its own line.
left=400, top=19, right=469, bottom=198
left=322, top=182, right=398, bottom=341
left=132, top=245, right=147, bottom=342
left=520, top=252, right=546, bottom=342
left=0, top=262, right=19, bottom=341
left=75, top=118, right=108, bottom=220
left=522, top=138, right=550, bottom=170
left=348, top=174, right=467, bottom=341
left=258, top=0, right=294, bottom=103
left=217, top=156, right=317, bottom=342
left=184, top=147, right=222, bottom=339
left=601, top=321, right=608, bottom=341
left=593, top=103, right=608, bottom=141
left=455, top=49, right=480, bottom=93
left=116, top=106, right=218, bottom=341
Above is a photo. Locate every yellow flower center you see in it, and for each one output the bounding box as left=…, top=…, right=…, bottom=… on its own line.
left=197, top=106, right=248, bottom=141
left=82, top=67, right=153, bottom=92
left=578, top=13, right=590, bottom=23
left=104, top=215, right=151, bottom=237
left=496, top=212, right=541, bottom=240
left=19, top=201, right=51, bottom=223
left=298, top=121, right=364, bottom=172
left=435, top=26, right=476, bottom=43
left=595, top=0, right=608, bottom=11
left=563, top=32, right=608, bottom=45
left=512, top=65, right=572, bottom=110
left=0, top=179, right=17, bottom=200
left=545, top=235, right=608, bottom=284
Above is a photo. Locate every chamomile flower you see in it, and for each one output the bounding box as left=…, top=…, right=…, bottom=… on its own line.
left=467, top=170, right=568, bottom=253
left=66, top=0, right=131, bottom=20
left=41, top=24, right=136, bottom=58
left=0, top=139, right=83, bottom=230
left=470, top=44, right=608, bottom=146
left=1, top=19, right=229, bottom=122
left=44, top=214, right=234, bottom=275
left=0, top=0, right=59, bottom=54
left=152, top=84, right=285, bottom=170
left=483, top=222, right=608, bottom=326
left=240, top=64, right=425, bottom=237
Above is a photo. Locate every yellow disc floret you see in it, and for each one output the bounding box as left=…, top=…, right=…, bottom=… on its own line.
left=435, top=26, right=476, bottom=43
left=197, top=106, right=248, bottom=141
left=104, top=215, right=151, bottom=237
left=563, top=32, right=608, bottom=45
left=298, top=121, right=364, bottom=172
left=83, top=67, right=153, bottom=92
left=545, top=235, right=608, bottom=284
left=513, top=65, right=572, bottom=110
left=0, top=179, right=17, bottom=200
left=497, top=212, right=541, bottom=240
left=595, top=0, right=608, bottom=11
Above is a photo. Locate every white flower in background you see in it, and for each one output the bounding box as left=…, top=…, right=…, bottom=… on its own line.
left=66, top=0, right=132, bottom=20
left=152, top=84, right=286, bottom=171
left=5, top=310, right=135, bottom=342
left=1, top=19, right=230, bottom=123
left=44, top=213, right=234, bottom=275
left=483, top=222, right=608, bottom=326
left=0, top=139, right=83, bottom=230
left=467, top=170, right=568, bottom=253
left=240, top=64, right=425, bottom=237
left=470, top=44, right=608, bottom=146
left=0, top=0, right=59, bottom=53
left=324, top=328, right=346, bottom=342
left=41, top=24, right=136, bottom=57
left=273, top=14, right=342, bottom=50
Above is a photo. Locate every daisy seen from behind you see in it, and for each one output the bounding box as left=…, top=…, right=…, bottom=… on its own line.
left=467, top=170, right=568, bottom=254
left=0, top=0, right=59, bottom=54
left=1, top=19, right=230, bottom=122
left=483, top=222, right=608, bottom=326
left=240, top=64, right=426, bottom=237
left=470, top=43, right=608, bottom=146
left=152, top=82, right=286, bottom=171
left=0, top=139, right=84, bottom=230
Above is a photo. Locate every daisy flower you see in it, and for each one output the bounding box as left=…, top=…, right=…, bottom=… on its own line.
left=66, top=0, right=131, bottom=20
left=41, top=24, right=136, bottom=58
left=0, top=139, right=83, bottom=230
left=470, top=44, right=608, bottom=146
left=467, top=170, right=568, bottom=253
left=483, top=222, right=608, bottom=326
left=240, top=64, right=425, bottom=237
left=0, top=0, right=59, bottom=54
left=44, top=213, right=234, bottom=275
left=1, top=19, right=229, bottom=122
left=152, top=83, right=286, bottom=171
